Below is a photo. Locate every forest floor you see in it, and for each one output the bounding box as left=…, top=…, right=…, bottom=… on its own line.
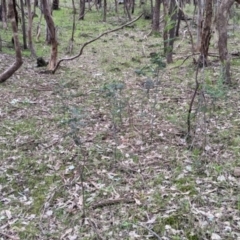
left=0, top=4, right=240, bottom=240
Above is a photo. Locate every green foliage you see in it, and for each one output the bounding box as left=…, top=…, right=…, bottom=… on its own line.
left=204, top=73, right=227, bottom=99
left=101, top=81, right=126, bottom=98
left=135, top=53, right=166, bottom=77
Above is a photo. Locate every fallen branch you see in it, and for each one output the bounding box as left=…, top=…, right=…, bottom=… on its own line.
left=91, top=198, right=135, bottom=209
left=0, top=231, right=19, bottom=240
left=52, top=13, right=143, bottom=74
left=138, top=224, right=162, bottom=240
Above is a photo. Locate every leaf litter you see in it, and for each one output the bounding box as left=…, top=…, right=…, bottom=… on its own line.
left=0, top=20, right=240, bottom=240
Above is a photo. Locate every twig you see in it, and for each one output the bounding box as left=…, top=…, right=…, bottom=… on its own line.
left=88, top=219, right=104, bottom=240
left=187, top=63, right=200, bottom=137
left=138, top=223, right=162, bottom=240
left=52, top=13, right=143, bottom=74
left=92, top=198, right=135, bottom=209
left=0, top=231, right=19, bottom=240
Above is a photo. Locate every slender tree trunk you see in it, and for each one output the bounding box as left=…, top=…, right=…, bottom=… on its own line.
left=175, top=8, right=183, bottom=37
left=198, top=0, right=212, bottom=67
left=103, top=0, right=107, bottom=22
left=150, top=0, right=153, bottom=23
left=1, top=0, right=7, bottom=29
left=26, top=0, right=37, bottom=57
left=114, top=0, right=118, bottom=13
left=152, top=0, right=161, bottom=32
left=33, top=0, right=38, bottom=16
left=166, top=0, right=177, bottom=63
left=162, top=0, right=168, bottom=55
left=79, top=0, right=85, bottom=20
left=20, top=0, right=27, bottom=49
left=196, top=0, right=204, bottom=51
left=163, top=0, right=177, bottom=63
left=217, top=0, right=237, bottom=83
left=131, top=0, right=135, bottom=14
left=0, top=0, right=23, bottom=83
left=72, top=0, right=77, bottom=13
left=69, top=0, right=76, bottom=53
left=212, top=0, right=220, bottom=48
left=42, top=0, right=58, bottom=70
left=98, top=0, right=102, bottom=9
left=52, top=0, right=60, bottom=10
left=124, top=0, right=132, bottom=20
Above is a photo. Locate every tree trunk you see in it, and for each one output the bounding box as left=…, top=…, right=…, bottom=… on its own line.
left=131, top=0, right=135, bottom=14
left=114, top=0, right=118, bottom=13
left=20, top=0, right=27, bottom=49
left=52, top=0, right=60, bottom=10
left=166, top=0, right=177, bottom=63
left=198, top=0, right=212, bottom=67
left=175, top=8, right=183, bottom=37
left=26, top=0, right=36, bottom=57
left=217, top=0, right=236, bottom=83
left=196, top=0, right=204, bottom=51
left=124, top=0, right=132, bottom=21
left=69, top=0, right=76, bottom=53
left=79, top=0, right=85, bottom=20
left=1, top=0, right=7, bottom=29
left=42, top=0, right=58, bottom=70
left=103, top=0, right=107, bottom=22
left=0, top=0, right=23, bottom=83
left=152, top=0, right=161, bottom=32
left=162, top=0, right=168, bottom=55
left=44, top=1, right=52, bottom=44
left=72, top=0, right=77, bottom=13
left=150, top=0, right=153, bottom=23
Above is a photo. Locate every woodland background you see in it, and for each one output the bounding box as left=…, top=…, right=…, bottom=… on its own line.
left=0, top=0, right=240, bottom=239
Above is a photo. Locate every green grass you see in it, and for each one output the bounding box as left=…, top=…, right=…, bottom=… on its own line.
left=0, top=1, right=240, bottom=239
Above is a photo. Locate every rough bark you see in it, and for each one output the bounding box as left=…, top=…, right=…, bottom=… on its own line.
left=103, top=0, right=107, bottom=22
left=198, top=0, right=212, bottom=67
left=26, top=0, right=37, bottom=57
left=79, top=0, right=85, bottom=20
left=162, top=0, right=168, bottom=55
left=0, top=0, right=23, bottom=83
left=1, top=0, right=7, bottom=29
left=217, top=0, right=235, bottom=83
left=20, top=0, right=27, bottom=49
left=152, top=0, right=161, bottom=32
left=196, top=0, right=204, bottom=50
left=42, top=0, right=58, bottom=70
left=163, top=0, right=177, bottom=64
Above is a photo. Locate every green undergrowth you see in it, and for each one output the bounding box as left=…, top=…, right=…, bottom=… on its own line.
left=0, top=1, right=240, bottom=239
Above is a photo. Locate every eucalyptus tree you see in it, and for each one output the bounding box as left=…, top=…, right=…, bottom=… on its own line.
left=42, top=0, right=58, bottom=70
left=152, top=0, right=161, bottom=32
left=163, top=0, right=177, bottom=63
left=103, top=0, right=107, bottom=22
left=26, top=0, right=36, bottom=57
left=79, top=0, right=85, bottom=20
left=217, top=0, right=240, bottom=83
left=1, top=0, right=7, bottom=29
left=20, top=0, right=27, bottom=49
left=0, top=0, right=22, bottom=83
left=198, top=0, right=212, bottom=67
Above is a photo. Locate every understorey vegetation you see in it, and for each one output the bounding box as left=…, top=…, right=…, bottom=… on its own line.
left=0, top=1, right=240, bottom=239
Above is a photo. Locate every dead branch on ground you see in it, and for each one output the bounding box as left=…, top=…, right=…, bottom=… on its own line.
left=52, top=13, right=143, bottom=74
